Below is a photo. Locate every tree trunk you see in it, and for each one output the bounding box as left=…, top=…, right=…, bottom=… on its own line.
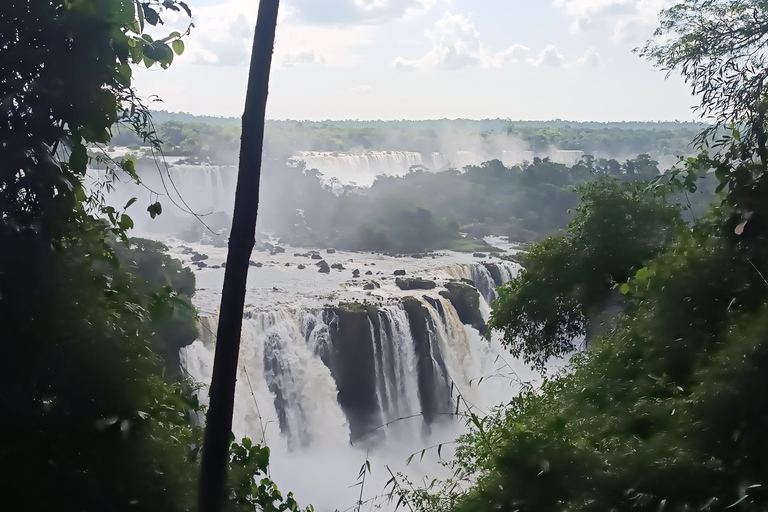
left=198, top=2, right=280, bottom=511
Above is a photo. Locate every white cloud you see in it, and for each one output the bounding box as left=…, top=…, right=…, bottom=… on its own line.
left=553, top=0, right=674, bottom=42
left=530, top=45, right=566, bottom=67
left=393, top=13, right=531, bottom=70
left=573, top=46, right=603, bottom=67
left=155, top=0, right=374, bottom=68
left=188, top=13, right=252, bottom=66
left=287, top=0, right=438, bottom=24
left=349, top=84, right=373, bottom=94
left=282, top=50, right=327, bottom=67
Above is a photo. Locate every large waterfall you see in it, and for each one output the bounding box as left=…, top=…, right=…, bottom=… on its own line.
left=179, top=259, right=530, bottom=511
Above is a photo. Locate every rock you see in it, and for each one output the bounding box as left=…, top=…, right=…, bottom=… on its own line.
left=195, top=261, right=207, bottom=268
left=255, top=262, right=263, bottom=268
left=190, top=253, right=209, bottom=262
left=209, top=265, right=221, bottom=269
left=327, top=248, right=336, bottom=254
left=395, top=278, right=437, bottom=291
left=352, top=269, right=361, bottom=276
left=410, top=253, right=423, bottom=259
left=394, top=270, right=406, bottom=276
left=221, top=262, right=226, bottom=268
left=331, top=263, right=345, bottom=270
left=483, top=263, right=505, bottom=286
left=311, top=253, right=323, bottom=260
left=473, top=252, right=486, bottom=258
left=284, top=263, right=291, bottom=267
left=273, top=246, right=285, bottom=254
left=294, top=253, right=305, bottom=257
left=316, top=260, right=330, bottom=273
left=365, top=270, right=373, bottom=275
left=439, top=281, right=487, bottom=335
left=363, top=281, right=380, bottom=290
left=298, top=264, right=306, bottom=270
left=181, top=247, right=193, bottom=255
left=249, top=260, right=257, bottom=266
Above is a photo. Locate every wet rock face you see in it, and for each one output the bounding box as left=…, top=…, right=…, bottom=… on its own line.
left=395, top=278, right=437, bottom=291
left=400, top=297, right=452, bottom=426
left=440, top=281, right=487, bottom=336
left=316, top=260, right=330, bottom=273
left=393, top=270, right=406, bottom=276
left=483, top=263, right=504, bottom=287
left=328, top=306, right=382, bottom=441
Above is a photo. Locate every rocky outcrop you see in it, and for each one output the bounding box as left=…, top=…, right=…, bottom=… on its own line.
left=400, top=297, right=452, bottom=427
left=483, top=263, right=504, bottom=287
left=395, top=277, right=437, bottom=291
left=440, top=281, right=487, bottom=335
left=316, top=260, right=330, bottom=273
left=328, top=304, right=382, bottom=440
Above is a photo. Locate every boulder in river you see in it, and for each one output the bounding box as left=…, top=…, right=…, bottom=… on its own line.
left=395, top=278, right=437, bottom=291
left=316, top=260, right=330, bottom=273
left=393, top=269, right=406, bottom=276
left=439, top=281, right=486, bottom=335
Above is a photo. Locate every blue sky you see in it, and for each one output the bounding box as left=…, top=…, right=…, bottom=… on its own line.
left=133, top=0, right=696, bottom=121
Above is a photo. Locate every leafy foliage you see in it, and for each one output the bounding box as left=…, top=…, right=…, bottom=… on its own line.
left=1, top=2, right=311, bottom=511
left=396, top=3, right=768, bottom=512
left=489, top=179, right=682, bottom=369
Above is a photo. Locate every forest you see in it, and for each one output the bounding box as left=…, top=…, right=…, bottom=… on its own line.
left=3, top=1, right=768, bottom=512
left=111, top=116, right=701, bottom=165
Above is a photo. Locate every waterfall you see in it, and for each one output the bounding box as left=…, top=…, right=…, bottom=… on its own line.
left=444, top=261, right=519, bottom=305
left=180, top=266, right=534, bottom=511
left=292, top=151, right=424, bottom=186
left=181, top=291, right=511, bottom=448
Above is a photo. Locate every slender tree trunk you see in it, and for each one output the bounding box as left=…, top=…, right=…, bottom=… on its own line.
left=198, top=2, right=280, bottom=511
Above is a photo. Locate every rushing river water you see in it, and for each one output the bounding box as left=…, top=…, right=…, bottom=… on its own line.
left=166, top=236, right=541, bottom=511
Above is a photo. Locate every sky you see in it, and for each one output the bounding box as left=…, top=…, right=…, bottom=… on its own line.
left=132, top=0, right=698, bottom=121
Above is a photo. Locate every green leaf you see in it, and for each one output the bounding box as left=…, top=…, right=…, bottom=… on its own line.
left=124, top=197, right=138, bottom=210
left=172, top=39, right=185, bottom=56
left=147, top=201, right=163, bottom=219
left=620, top=283, right=631, bottom=295
left=635, top=267, right=649, bottom=282
left=715, top=167, right=729, bottom=184
left=70, top=143, right=88, bottom=174
left=119, top=214, right=134, bottom=231
left=120, top=158, right=137, bottom=179
left=179, top=0, right=192, bottom=17
left=135, top=0, right=145, bottom=32
left=142, top=5, right=160, bottom=26
left=116, top=63, right=132, bottom=87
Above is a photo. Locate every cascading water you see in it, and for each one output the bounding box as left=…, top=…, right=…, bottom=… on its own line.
left=445, top=261, right=519, bottom=305
left=292, top=151, right=424, bottom=186
left=178, top=251, right=525, bottom=511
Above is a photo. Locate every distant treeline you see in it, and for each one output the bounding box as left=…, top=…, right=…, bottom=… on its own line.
left=176, top=154, right=716, bottom=254
left=112, top=113, right=703, bottom=166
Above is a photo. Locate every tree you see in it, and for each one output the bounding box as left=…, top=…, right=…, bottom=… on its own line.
left=395, top=2, right=768, bottom=511
left=1, top=3, right=309, bottom=512
left=489, top=179, right=681, bottom=369
left=199, top=2, right=282, bottom=512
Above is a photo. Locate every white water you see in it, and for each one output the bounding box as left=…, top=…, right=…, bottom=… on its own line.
left=177, top=243, right=535, bottom=512
left=290, top=148, right=585, bottom=187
